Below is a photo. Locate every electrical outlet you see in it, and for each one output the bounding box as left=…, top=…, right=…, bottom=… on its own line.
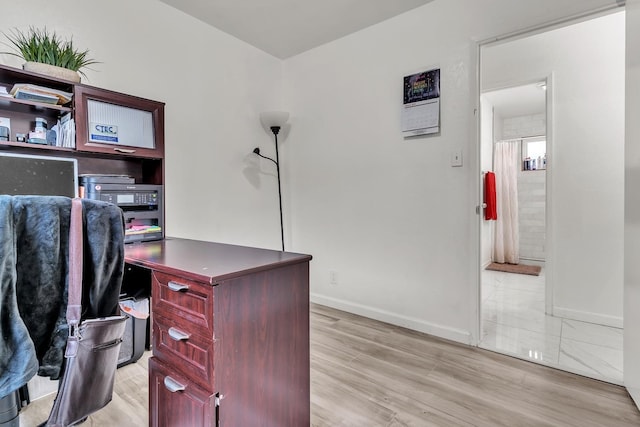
left=329, top=270, right=338, bottom=285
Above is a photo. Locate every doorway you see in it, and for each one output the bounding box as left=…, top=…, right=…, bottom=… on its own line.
left=478, top=10, right=625, bottom=384
left=481, top=83, right=547, bottom=269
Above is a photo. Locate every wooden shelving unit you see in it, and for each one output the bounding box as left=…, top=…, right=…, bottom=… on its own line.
left=0, top=63, right=164, bottom=186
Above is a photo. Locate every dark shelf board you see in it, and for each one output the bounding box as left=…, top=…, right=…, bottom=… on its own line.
left=0, top=140, right=74, bottom=152
left=0, top=96, right=72, bottom=113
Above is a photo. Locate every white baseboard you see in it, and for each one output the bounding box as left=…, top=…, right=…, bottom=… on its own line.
left=518, top=258, right=546, bottom=267
left=629, top=387, right=640, bottom=412
left=553, top=306, right=623, bottom=328
left=310, top=293, right=472, bottom=345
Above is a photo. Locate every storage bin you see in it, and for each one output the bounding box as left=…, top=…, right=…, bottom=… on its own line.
left=117, top=299, right=149, bottom=368
left=0, top=391, right=19, bottom=427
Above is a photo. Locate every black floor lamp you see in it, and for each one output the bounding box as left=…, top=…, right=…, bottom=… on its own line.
left=254, top=111, right=289, bottom=251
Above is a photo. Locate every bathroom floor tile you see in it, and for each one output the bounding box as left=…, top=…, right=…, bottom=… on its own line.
left=561, top=319, right=623, bottom=349
left=559, top=337, right=623, bottom=384
left=481, top=320, right=560, bottom=364
left=483, top=303, right=562, bottom=337
left=480, top=268, right=623, bottom=384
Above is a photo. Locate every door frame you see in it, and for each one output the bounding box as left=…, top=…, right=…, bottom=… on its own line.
left=624, top=0, right=639, bottom=410
left=473, top=3, right=624, bottom=367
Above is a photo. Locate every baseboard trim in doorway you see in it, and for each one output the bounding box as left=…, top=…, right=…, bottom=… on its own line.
left=486, top=262, right=541, bottom=276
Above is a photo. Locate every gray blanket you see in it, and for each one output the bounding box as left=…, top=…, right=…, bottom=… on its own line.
left=0, top=196, right=38, bottom=398
left=0, top=196, right=125, bottom=398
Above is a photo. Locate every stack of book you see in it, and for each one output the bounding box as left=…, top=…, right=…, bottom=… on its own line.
left=10, top=83, right=72, bottom=105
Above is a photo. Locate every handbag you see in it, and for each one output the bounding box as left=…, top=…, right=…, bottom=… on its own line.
left=45, top=198, right=127, bottom=427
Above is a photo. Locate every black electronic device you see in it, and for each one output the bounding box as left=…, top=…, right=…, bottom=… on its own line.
left=83, top=182, right=163, bottom=243
left=79, top=174, right=135, bottom=185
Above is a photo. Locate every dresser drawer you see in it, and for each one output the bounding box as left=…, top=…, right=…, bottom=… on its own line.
left=153, top=313, right=215, bottom=391
left=152, top=271, right=214, bottom=337
left=149, top=357, right=217, bottom=427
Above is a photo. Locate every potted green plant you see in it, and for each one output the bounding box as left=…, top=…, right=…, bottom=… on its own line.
left=1, top=27, right=98, bottom=82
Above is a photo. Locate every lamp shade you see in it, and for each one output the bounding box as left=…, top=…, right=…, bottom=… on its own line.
left=260, top=111, right=289, bottom=128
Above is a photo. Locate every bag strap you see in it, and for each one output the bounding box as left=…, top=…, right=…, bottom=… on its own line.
left=67, top=198, right=83, bottom=331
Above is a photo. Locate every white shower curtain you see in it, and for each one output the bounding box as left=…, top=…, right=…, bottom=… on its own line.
left=493, top=140, right=520, bottom=264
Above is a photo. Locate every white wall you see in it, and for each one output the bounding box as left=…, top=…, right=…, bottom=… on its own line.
left=502, top=114, right=545, bottom=140
left=283, top=0, right=624, bottom=343
left=0, top=0, right=285, bottom=250
left=482, top=12, right=625, bottom=327
left=624, top=0, right=640, bottom=410
left=1, top=0, right=625, bottom=346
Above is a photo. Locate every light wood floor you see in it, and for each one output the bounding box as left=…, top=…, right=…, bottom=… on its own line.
left=20, top=304, right=640, bottom=426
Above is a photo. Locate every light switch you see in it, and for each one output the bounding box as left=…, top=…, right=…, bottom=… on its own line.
left=451, top=149, right=463, bottom=167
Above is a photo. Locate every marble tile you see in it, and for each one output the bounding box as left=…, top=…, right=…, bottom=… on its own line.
left=484, top=289, right=545, bottom=310
left=481, top=281, right=498, bottom=302
left=559, top=338, right=623, bottom=384
left=480, top=320, right=560, bottom=365
left=482, top=306, right=562, bottom=337
left=484, top=294, right=544, bottom=319
left=561, top=319, right=623, bottom=350
left=481, top=269, right=555, bottom=341
left=480, top=268, right=624, bottom=385
left=481, top=270, right=545, bottom=304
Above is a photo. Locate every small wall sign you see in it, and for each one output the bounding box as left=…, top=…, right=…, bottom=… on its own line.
left=89, top=122, right=119, bottom=143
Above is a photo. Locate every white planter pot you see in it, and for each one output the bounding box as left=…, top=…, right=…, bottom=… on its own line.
left=22, top=62, right=81, bottom=83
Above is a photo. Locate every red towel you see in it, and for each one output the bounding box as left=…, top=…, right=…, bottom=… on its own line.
left=484, top=172, right=497, bottom=220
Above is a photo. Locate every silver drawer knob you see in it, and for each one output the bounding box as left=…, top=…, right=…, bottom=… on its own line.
left=168, top=281, right=189, bottom=292
left=164, top=376, right=186, bottom=393
left=168, top=327, right=190, bottom=341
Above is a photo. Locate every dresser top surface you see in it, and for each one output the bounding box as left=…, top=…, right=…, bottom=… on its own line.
left=124, top=237, right=312, bottom=284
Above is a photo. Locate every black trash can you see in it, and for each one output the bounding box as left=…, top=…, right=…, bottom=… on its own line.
left=117, top=299, right=149, bottom=368
left=0, top=391, right=20, bottom=427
